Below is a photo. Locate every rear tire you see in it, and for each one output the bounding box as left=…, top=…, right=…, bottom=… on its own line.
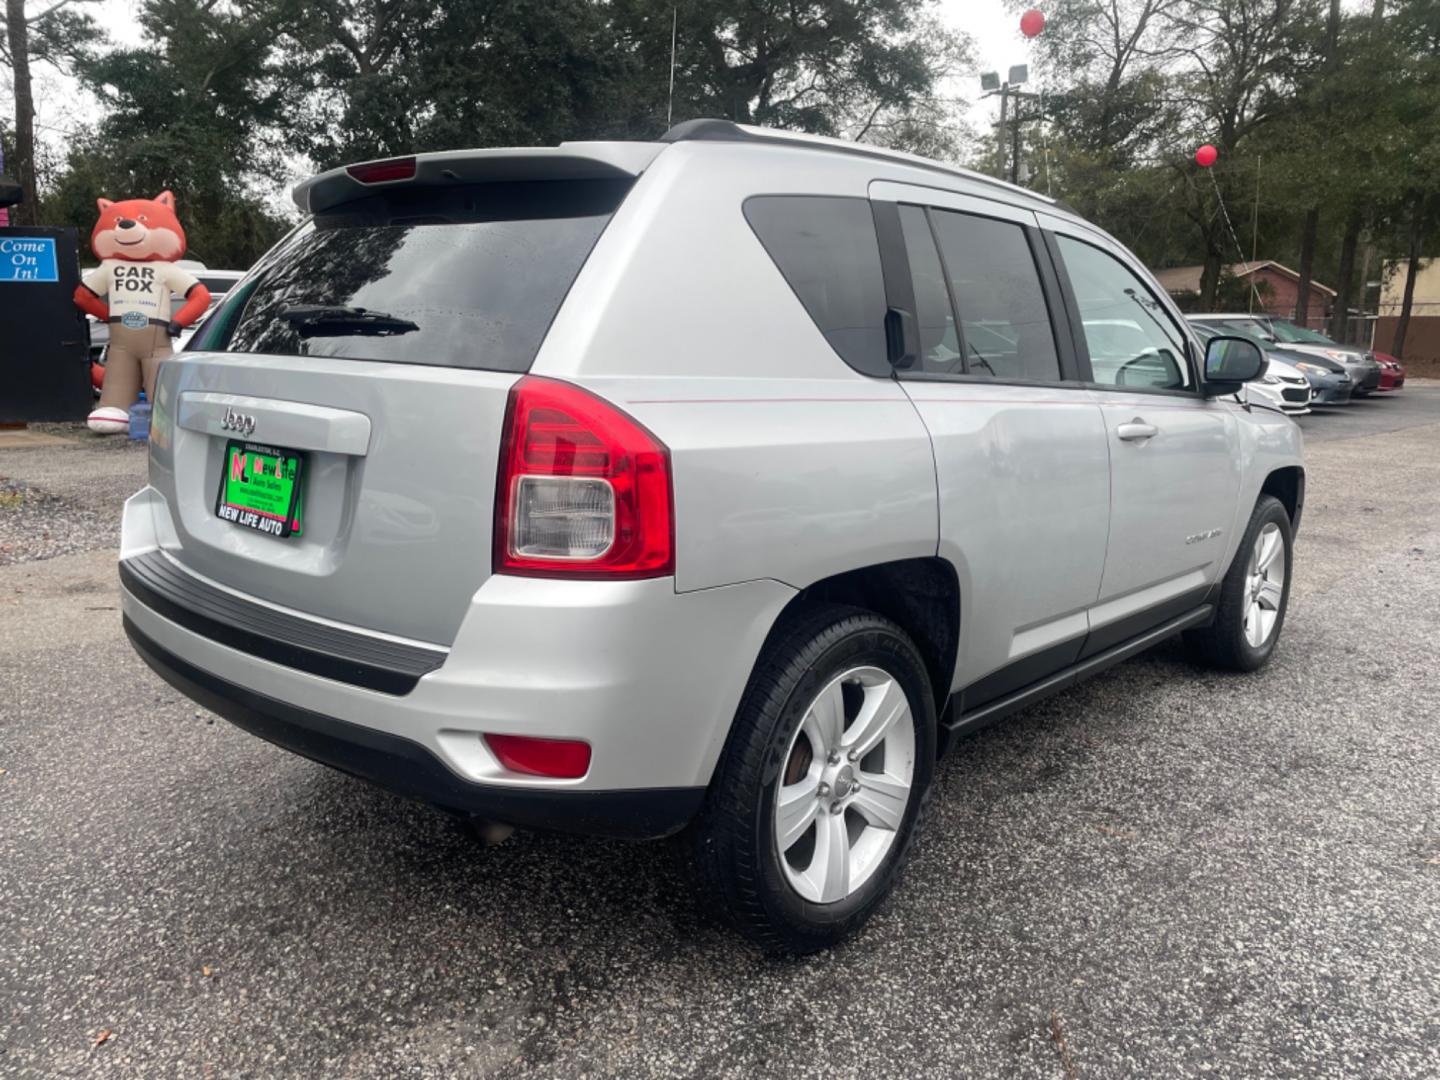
left=691, top=604, right=936, bottom=954
left=1185, top=495, right=1293, bottom=671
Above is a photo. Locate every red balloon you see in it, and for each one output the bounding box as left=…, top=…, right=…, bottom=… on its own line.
left=1195, top=144, right=1219, bottom=168
left=1020, top=9, right=1046, bottom=37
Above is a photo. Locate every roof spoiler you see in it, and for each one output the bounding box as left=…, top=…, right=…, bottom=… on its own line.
left=293, top=143, right=665, bottom=215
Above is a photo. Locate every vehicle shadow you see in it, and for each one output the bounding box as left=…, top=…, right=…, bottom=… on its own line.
left=101, top=628, right=1306, bottom=1075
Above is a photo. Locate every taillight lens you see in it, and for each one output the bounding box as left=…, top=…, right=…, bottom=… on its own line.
left=495, top=376, right=674, bottom=578
left=345, top=156, right=417, bottom=183
left=484, top=734, right=591, bottom=779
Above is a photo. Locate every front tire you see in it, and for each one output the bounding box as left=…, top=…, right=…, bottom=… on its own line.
left=691, top=604, right=936, bottom=954
left=1185, top=495, right=1293, bottom=671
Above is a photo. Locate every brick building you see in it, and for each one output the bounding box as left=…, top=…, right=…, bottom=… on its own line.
left=1152, top=261, right=1335, bottom=330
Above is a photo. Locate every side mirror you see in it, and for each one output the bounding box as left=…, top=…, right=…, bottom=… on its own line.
left=1202, top=335, right=1266, bottom=396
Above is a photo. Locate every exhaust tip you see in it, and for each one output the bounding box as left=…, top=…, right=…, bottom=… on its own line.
left=467, top=819, right=516, bottom=846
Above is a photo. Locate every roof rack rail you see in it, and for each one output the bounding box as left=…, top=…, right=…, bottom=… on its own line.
left=660, top=118, right=1056, bottom=207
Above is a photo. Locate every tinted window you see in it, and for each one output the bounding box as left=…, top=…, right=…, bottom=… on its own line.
left=898, top=205, right=963, bottom=375
left=929, top=209, right=1060, bottom=382
left=192, top=179, right=629, bottom=372
left=745, top=195, right=889, bottom=376
left=1056, top=235, right=1190, bottom=391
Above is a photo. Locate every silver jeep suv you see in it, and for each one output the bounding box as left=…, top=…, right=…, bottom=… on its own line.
left=119, top=121, right=1303, bottom=952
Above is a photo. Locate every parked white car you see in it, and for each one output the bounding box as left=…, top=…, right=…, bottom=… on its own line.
left=1246, top=356, right=1313, bottom=415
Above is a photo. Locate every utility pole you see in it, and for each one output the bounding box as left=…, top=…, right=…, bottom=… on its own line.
left=666, top=5, right=678, bottom=129
left=996, top=84, right=1010, bottom=181
left=982, top=65, right=1030, bottom=184
left=1011, top=103, right=1022, bottom=185
left=1250, top=156, right=1261, bottom=314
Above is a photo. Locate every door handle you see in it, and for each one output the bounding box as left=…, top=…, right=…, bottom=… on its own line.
left=1116, top=419, right=1158, bottom=441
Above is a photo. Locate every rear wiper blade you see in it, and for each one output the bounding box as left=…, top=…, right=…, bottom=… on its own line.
left=278, top=303, right=419, bottom=337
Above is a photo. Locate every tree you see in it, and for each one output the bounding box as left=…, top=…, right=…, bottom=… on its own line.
left=43, top=0, right=292, bottom=264
left=1288, top=0, right=1341, bottom=328
left=1168, top=0, right=1327, bottom=309
left=1322, top=2, right=1407, bottom=340
left=1388, top=196, right=1436, bottom=360
left=262, top=0, right=973, bottom=170
left=1014, top=0, right=1186, bottom=166
left=2, top=0, right=103, bottom=225
left=642, top=1, right=970, bottom=144
left=988, top=0, right=1440, bottom=356
left=39, top=0, right=972, bottom=262
left=258, top=0, right=647, bottom=169
left=1384, top=0, right=1440, bottom=358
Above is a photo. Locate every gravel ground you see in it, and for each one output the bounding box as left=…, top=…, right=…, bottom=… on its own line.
left=0, top=425, right=147, bottom=565
left=2, top=397, right=1438, bottom=1078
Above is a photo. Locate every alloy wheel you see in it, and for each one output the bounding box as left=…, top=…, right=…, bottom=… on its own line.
left=1244, top=522, right=1286, bottom=648
left=774, top=666, right=916, bottom=904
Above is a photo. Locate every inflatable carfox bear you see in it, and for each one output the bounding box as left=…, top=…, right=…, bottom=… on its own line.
left=72, top=192, right=211, bottom=433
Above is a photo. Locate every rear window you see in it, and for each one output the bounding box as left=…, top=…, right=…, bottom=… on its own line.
left=744, top=195, right=890, bottom=377
left=191, top=179, right=630, bottom=372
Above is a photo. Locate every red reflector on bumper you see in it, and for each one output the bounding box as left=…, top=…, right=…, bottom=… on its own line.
left=484, top=734, right=592, bottom=779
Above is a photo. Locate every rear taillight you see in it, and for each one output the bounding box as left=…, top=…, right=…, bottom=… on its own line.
left=484, top=734, right=591, bottom=779
left=494, top=376, right=674, bottom=578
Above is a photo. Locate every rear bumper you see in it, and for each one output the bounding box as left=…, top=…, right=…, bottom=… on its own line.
left=120, top=485, right=795, bottom=820
left=124, top=616, right=704, bottom=838
left=120, top=549, right=446, bottom=695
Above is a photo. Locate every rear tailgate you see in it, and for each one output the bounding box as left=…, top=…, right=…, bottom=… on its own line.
left=147, top=356, right=515, bottom=645
left=140, top=153, right=654, bottom=646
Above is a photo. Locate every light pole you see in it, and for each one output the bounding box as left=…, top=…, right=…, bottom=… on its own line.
left=981, top=65, right=1033, bottom=184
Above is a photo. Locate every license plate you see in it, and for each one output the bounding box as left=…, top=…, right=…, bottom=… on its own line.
left=215, top=441, right=305, bottom=538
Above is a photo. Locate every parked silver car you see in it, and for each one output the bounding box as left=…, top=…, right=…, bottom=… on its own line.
left=118, top=121, right=1303, bottom=952
left=1192, top=314, right=1381, bottom=396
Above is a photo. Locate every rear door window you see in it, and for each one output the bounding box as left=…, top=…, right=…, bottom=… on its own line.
left=191, top=179, right=630, bottom=372
left=744, top=195, right=890, bottom=377
left=928, top=209, right=1061, bottom=382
